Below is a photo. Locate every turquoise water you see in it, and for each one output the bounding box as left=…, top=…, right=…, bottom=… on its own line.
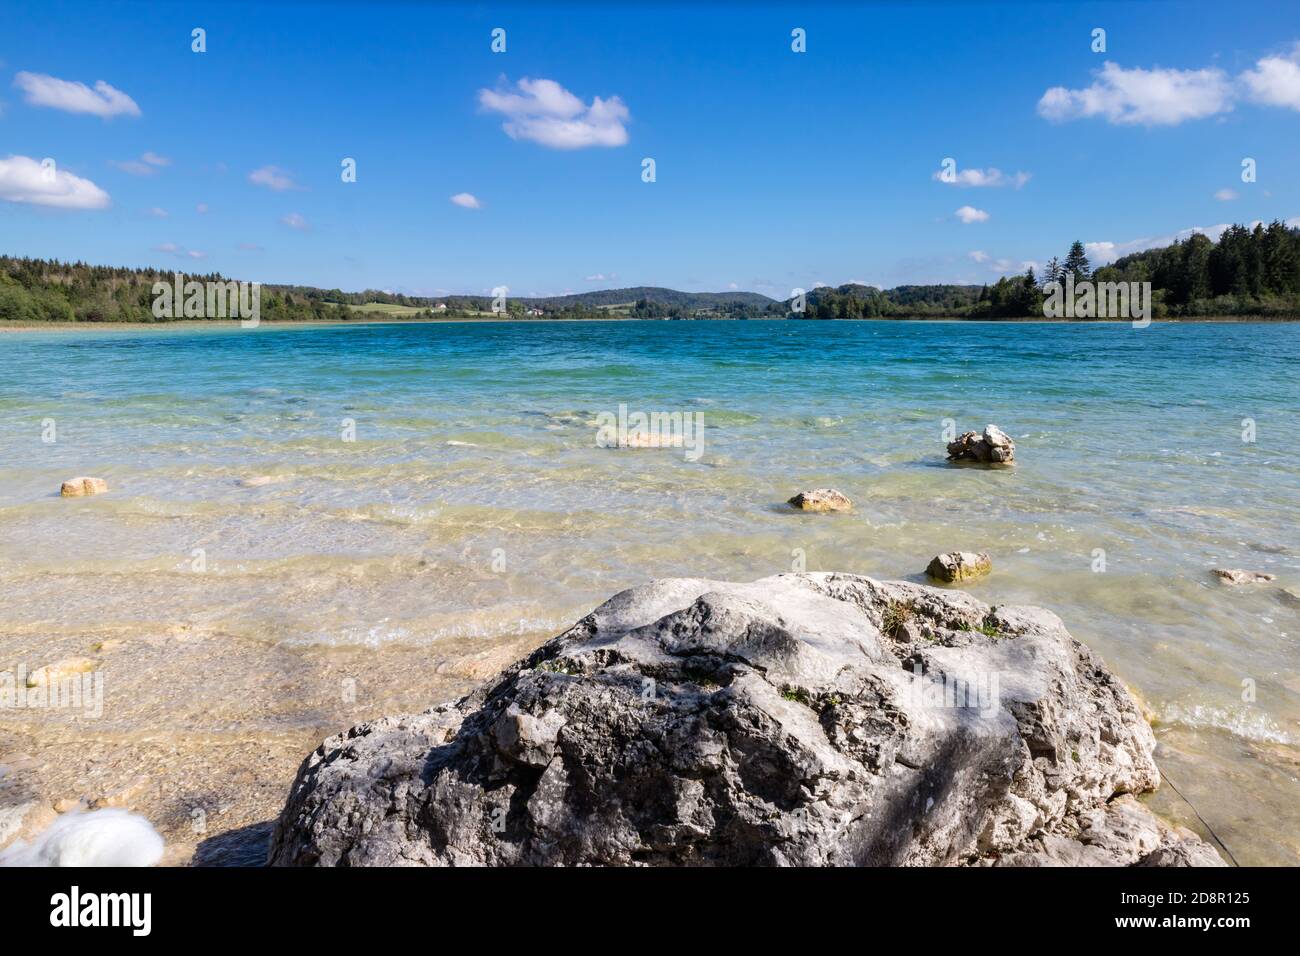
left=2, top=319, right=1298, bottom=862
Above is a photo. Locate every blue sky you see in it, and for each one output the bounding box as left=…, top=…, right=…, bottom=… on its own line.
left=2, top=0, right=1298, bottom=298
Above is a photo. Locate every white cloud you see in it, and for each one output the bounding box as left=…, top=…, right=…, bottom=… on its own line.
left=1038, top=61, right=1233, bottom=125
left=968, top=250, right=990, bottom=263
left=955, top=205, right=989, bottom=224
left=145, top=206, right=168, bottom=218
left=141, top=151, right=170, bottom=167
left=933, top=166, right=1030, bottom=188
left=478, top=77, right=629, bottom=149
left=248, top=165, right=299, bottom=191
left=450, top=192, right=481, bottom=209
left=1241, top=44, right=1300, bottom=109
left=237, top=242, right=263, bottom=251
left=14, top=71, right=140, bottom=118
left=0, top=154, right=110, bottom=208
left=585, top=273, right=616, bottom=282
left=280, top=212, right=308, bottom=230
left=1214, top=188, right=1239, bottom=201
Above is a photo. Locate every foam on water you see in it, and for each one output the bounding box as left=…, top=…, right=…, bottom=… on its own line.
left=0, top=809, right=164, bottom=867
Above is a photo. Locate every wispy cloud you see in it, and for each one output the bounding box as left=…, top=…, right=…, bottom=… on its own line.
left=14, top=71, right=140, bottom=118
left=111, top=152, right=170, bottom=176
left=1214, top=188, right=1239, bottom=201
left=280, top=211, right=309, bottom=230
left=585, top=273, right=617, bottom=282
left=0, top=154, right=110, bottom=208
left=249, top=165, right=300, bottom=191
left=450, top=192, right=481, bottom=209
left=145, top=206, right=168, bottom=218
left=954, top=205, right=990, bottom=224
left=933, top=166, right=1030, bottom=188
left=478, top=77, right=629, bottom=149
left=153, top=242, right=205, bottom=259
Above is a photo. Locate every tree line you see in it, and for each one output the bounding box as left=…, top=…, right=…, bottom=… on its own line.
left=798, top=221, right=1300, bottom=320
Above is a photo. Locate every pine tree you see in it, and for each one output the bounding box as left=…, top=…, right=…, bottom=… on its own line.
left=1042, top=257, right=1063, bottom=287
left=1063, top=241, right=1090, bottom=282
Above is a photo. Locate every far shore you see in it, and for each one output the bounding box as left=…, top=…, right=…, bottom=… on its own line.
left=4, top=314, right=1299, bottom=332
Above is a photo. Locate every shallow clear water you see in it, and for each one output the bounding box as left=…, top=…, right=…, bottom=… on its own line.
left=1, top=319, right=1297, bottom=863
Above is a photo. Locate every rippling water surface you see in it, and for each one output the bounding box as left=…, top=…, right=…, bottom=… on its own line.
left=1, top=319, right=1297, bottom=863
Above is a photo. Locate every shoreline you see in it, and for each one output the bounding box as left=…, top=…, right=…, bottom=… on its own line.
left=3, top=314, right=1299, bottom=332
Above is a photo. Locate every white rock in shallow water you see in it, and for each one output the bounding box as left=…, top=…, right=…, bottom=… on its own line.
left=59, top=476, right=108, bottom=497
left=926, top=551, right=992, bottom=583
left=946, top=425, right=1015, bottom=464
left=0, top=809, right=163, bottom=867
left=787, top=488, right=852, bottom=512
left=1212, top=568, right=1276, bottom=585
left=26, top=657, right=96, bottom=688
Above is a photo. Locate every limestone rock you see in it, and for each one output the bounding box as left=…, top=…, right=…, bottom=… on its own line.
left=1212, top=568, right=1276, bottom=586
left=270, top=572, right=1219, bottom=868
left=787, top=488, right=852, bottom=512
left=60, top=476, right=108, bottom=497
left=26, top=657, right=96, bottom=688
left=926, top=551, right=993, bottom=584
left=947, top=425, right=1015, bottom=464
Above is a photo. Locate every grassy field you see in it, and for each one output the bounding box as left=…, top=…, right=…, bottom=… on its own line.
left=343, top=302, right=430, bottom=316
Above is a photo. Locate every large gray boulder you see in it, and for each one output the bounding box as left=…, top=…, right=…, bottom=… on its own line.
left=269, top=573, right=1221, bottom=867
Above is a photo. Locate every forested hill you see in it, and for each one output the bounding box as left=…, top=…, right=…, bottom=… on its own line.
left=5, top=220, right=1300, bottom=322
left=0, top=257, right=779, bottom=322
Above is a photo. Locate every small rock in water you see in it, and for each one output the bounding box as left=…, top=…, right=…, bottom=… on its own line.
left=59, top=476, right=108, bottom=497
left=787, top=488, right=852, bottom=512
left=26, top=657, right=96, bottom=688
left=1212, top=568, right=1276, bottom=586
left=237, top=475, right=288, bottom=488
left=947, top=425, right=1015, bottom=464
left=926, top=551, right=992, bottom=583
left=618, top=432, right=684, bottom=450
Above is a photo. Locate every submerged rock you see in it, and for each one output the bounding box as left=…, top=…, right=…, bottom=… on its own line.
left=926, top=551, right=992, bottom=583
left=787, top=488, right=852, bottom=512
left=26, top=657, right=96, bottom=688
left=947, top=425, right=1015, bottom=464
left=1212, top=568, right=1276, bottom=586
left=59, top=476, right=108, bottom=497
left=269, top=572, right=1219, bottom=867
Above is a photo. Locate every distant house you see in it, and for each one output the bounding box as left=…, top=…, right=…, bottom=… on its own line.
left=433, top=302, right=447, bottom=311
left=525, top=308, right=544, bottom=316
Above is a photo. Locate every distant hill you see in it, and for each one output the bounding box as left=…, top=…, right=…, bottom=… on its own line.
left=0, top=256, right=782, bottom=322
